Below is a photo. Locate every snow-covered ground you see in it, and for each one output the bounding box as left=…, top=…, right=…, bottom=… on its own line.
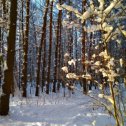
left=0, top=90, right=115, bottom=126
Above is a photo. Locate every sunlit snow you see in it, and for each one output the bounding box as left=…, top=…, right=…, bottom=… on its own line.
left=0, top=90, right=115, bottom=126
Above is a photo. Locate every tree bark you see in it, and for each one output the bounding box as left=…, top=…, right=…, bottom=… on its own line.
left=21, top=0, right=30, bottom=97
left=75, top=28, right=78, bottom=74
left=53, top=1, right=61, bottom=93
left=82, top=0, right=87, bottom=94
left=35, top=0, right=49, bottom=96
left=0, top=0, right=17, bottom=115
left=57, top=5, right=62, bottom=92
left=0, top=28, right=2, bottom=86
left=46, top=1, right=53, bottom=94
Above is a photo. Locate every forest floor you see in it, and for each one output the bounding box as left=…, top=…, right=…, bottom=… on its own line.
left=0, top=88, right=115, bottom=126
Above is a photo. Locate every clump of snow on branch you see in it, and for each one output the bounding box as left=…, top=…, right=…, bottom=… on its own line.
left=56, top=3, right=63, bottom=10
left=66, top=73, right=77, bottom=79
left=98, top=0, right=105, bottom=10
left=61, top=66, right=68, bottom=73
left=68, top=59, right=76, bottom=66
left=64, top=53, right=70, bottom=58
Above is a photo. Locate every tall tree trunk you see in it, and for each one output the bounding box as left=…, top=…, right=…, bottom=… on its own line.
left=41, top=30, right=47, bottom=92
left=57, top=6, right=62, bottom=91
left=21, top=0, right=24, bottom=44
left=41, top=1, right=49, bottom=93
left=35, top=0, right=49, bottom=96
left=75, top=28, right=78, bottom=74
left=18, top=31, right=22, bottom=90
left=21, top=0, right=30, bottom=97
left=82, top=0, right=87, bottom=94
left=0, top=28, right=2, bottom=86
left=88, top=19, right=93, bottom=90
left=53, top=0, right=61, bottom=92
left=0, top=0, right=17, bottom=115
left=18, top=0, right=24, bottom=90
left=31, top=14, right=37, bottom=84
left=46, top=1, right=53, bottom=94
left=68, top=0, right=73, bottom=59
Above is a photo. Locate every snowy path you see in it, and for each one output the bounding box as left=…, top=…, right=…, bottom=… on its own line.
left=0, top=91, right=115, bottom=126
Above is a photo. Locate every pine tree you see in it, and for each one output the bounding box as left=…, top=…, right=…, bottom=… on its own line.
left=53, top=0, right=62, bottom=93
left=21, top=0, right=30, bottom=97
left=57, top=0, right=62, bottom=91
left=35, top=0, right=50, bottom=96
left=82, top=0, right=88, bottom=94
left=46, top=1, right=53, bottom=94
left=0, top=0, right=17, bottom=115
left=0, top=28, right=2, bottom=86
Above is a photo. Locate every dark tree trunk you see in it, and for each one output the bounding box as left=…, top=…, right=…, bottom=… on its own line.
left=88, top=19, right=93, bottom=90
left=68, top=0, right=73, bottom=59
left=53, top=0, right=62, bottom=93
left=35, top=0, right=49, bottom=96
left=21, top=0, right=30, bottom=97
left=18, top=33, right=22, bottom=90
left=0, top=28, right=2, bottom=86
left=57, top=6, right=62, bottom=92
left=19, top=0, right=24, bottom=90
left=46, top=1, right=53, bottom=94
left=41, top=33, right=47, bottom=92
left=75, top=28, right=78, bottom=74
left=0, top=0, right=17, bottom=115
left=82, top=0, right=88, bottom=94
left=21, top=0, right=24, bottom=45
